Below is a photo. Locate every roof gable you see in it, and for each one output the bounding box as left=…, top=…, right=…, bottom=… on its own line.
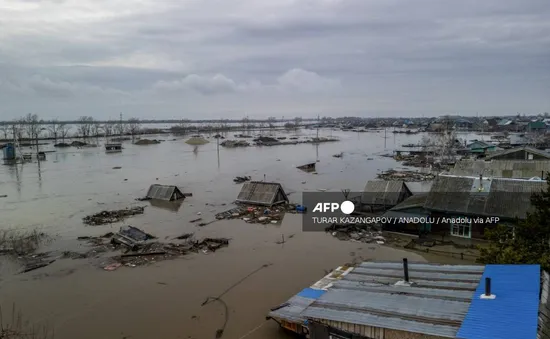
left=485, top=146, right=550, bottom=160
left=236, top=181, right=288, bottom=206
left=146, top=184, right=184, bottom=201
left=363, top=181, right=412, bottom=205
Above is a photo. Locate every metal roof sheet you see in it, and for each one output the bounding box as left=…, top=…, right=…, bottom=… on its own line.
left=146, top=184, right=184, bottom=201
left=268, top=295, right=317, bottom=323
left=298, top=262, right=484, bottom=338
left=457, top=264, right=540, bottom=339
left=424, top=175, right=546, bottom=219
left=236, top=181, right=288, bottom=206
left=362, top=181, right=411, bottom=205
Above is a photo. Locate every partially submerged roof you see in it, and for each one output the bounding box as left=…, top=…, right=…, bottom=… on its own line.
left=146, top=184, right=185, bottom=201
left=424, top=175, right=546, bottom=219
left=362, top=181, right=412, bottom=206
left=485, top=146, right=550, bottom=160
left=236, top=181, right=288, bottom=206
left=449, top=159, right=550, bottom=179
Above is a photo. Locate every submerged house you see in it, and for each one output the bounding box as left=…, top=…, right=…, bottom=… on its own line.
left=466, top=140, right=497, bottom=155
left=484, top=146, right=550, bottom=161
left=236, top=181, right=289, bottom=206
left=360, top=181, right=412, bottom=212
left=268, top=260, right=541, bottom=339
left=423, top=175, right=546, bottom=239
left=146, top=184, right=185, bottom=201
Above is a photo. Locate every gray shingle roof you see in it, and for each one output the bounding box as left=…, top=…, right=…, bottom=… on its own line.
left=450, top=159, right=550, bottom=179
left=146, top=184, right=184, bottom=201
left=485, top=146, right=550, bottom=160
left=362, top=181, right=411, bottom=205
left=236, top=181, right=288, bottom=206
left=300, top=261, right=484, bottom=338
left=424, top=175, right=546, bottom=219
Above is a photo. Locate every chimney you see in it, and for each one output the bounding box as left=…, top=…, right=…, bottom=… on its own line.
left=485, top=277, right=491, bottom=296
left=480, top=277, right=496, bottom=299
left=403, top=258, right=409, bottom=283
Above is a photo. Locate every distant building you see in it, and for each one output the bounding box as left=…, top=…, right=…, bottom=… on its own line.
left=268, top=260, right=541, bottom=339
left=423, top=175, right=545, bottom=240
left=361, top=181, right=412, bottom=212
left=484, top=146, right=550, bottom=161
left=450, top=159, right=550, bottom=179
left=466, top=140, right=497, bottom=155
left=528, top=121, right=547, bottom=133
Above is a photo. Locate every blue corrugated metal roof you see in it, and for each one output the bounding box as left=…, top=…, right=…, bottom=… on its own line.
left=457, top=264, right=540, bottom=339
left=297, top=288, right=326, bottom=299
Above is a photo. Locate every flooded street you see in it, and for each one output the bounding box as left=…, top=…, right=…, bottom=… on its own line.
left=0, top=129, right=478, bottom=339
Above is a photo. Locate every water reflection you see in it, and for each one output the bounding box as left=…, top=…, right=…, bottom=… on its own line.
left=148, top=199, right=183, bottom=213
left=37, top=159, right=42, bottom=192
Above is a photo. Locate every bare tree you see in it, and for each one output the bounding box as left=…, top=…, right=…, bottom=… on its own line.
left=47, top=119, right=60, bottom=143
left=59, top=123, right=71, bottom=143
left=127, top=118, right=141, bottom=141
left=115, top=120, right=126, bottom=136
left=0, top=123, right=10, bottom=140
left=78, top=116, right=94, bottom=138
left=294, top=117, right=302, bottom=130
left=21, top=113, right=42, bottom=155
left=103, top=122, right=114, bottom=137
left=241, top=117, right=249, bottom=130
left=268, top=117, right=276, bottom=129
left=91, top=121, right=101, bottom=139
left=22, top=114, right=40, bottom=141
left=12, top=119, right=24, bottom=142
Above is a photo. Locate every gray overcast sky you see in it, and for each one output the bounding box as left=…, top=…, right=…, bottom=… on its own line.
left=1, top=0, right=549, bottom=120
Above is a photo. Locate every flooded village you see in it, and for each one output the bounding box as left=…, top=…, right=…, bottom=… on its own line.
left=1, top=115, right=550, bottom=339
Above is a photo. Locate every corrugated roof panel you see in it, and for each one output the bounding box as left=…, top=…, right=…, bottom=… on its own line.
left=303, top=306, right=460, bottom=338
left=358, top=262, right=485, bottom=273
left=308, top=289, right=470, bottom=321
left=268, top=295, right=317, bottom=323
left=331, top=280, right=476, bottom=301
left=351, top=267, right=482, bottom=282
left=457, top=264, right=540, bottom=339
left=342, top=273, right=480, bottom=291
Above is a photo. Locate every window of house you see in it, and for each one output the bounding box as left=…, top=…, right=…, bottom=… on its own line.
left=451, top=222, right=471, bottom=238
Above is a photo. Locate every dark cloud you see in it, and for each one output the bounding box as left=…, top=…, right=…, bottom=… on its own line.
left=0, top=0, right=549, bottom=119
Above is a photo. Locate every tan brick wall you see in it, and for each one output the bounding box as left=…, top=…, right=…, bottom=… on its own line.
left=384, top=329, right=447, bottom=339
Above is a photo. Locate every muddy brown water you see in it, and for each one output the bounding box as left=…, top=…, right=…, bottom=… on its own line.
left=0, top=129, right=483, bottom=339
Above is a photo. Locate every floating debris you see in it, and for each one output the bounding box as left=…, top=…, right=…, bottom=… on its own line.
left=82, top=206, right=145, bottom=226
left=233, top=176, right=251, bottom=183
left=377, top=170, right=435, bottom=182
left=220, top=140, right=250, bottom=148
left=333, top=152, right=343, bottom=158
left=110, top=237, right=230, bottom=267
left=135, top=139, right=161, bottom=145
left=325, top=224, right=383, bottom=243
left=215, top=204, right=296, bottom=224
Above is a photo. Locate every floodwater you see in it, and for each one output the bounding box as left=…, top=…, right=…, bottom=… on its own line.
left=0, top=129, right=481, bottom=339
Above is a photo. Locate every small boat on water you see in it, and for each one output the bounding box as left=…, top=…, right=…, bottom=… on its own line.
left=105, top=143, right=123, bottom=153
